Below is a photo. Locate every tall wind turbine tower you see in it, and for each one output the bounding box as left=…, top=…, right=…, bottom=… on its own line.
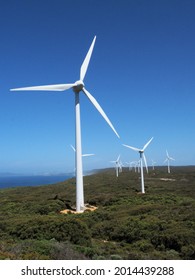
left=164, top=150, right=175, bottom=173
left=110, top=155, right=120, bottom=177
left=10, top=36, right=120, bottom=212
left=123, top=137, right=153, bottom=193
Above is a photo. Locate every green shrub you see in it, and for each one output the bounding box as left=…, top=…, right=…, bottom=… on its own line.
left=180, top=245, right=195, bottom=259
left=110, top=254, right=122, bottom=260
left=132, top=240, right=154, bottom=252
left=151, top=231, right=194, bottom=253
left=10, top=217, right=91, bottom=247
left=50, top=242, right=89, bottom=260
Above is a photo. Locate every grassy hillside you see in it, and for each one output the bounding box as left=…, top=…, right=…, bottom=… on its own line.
left=0, top=166, right=195, bottom=260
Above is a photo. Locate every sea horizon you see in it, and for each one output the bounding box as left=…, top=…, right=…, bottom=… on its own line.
left=0, top=169, right=99, bottom=189
left=0, top=174, right=73, bottom=189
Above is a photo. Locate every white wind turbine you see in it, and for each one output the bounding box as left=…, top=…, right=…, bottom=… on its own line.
left=10, top=36, right=120, bottom=212
left=123, top=137, right=153, bottom=193
left=110, top=155, right=120, bottom=177
left=164, top=150, right=175, bottom=173
left=118, top=159, right=124, bottom=173
left=137, top=159, right=141, bottom=173
left=71, top=144, right=94, bottom=176
left=151, top=159, right=156, bottom=170
left=126, top=161, right=133, bottom=171
left=70, top=145, right=95, bottom=157
left=131, top=161, right=138, bottom=172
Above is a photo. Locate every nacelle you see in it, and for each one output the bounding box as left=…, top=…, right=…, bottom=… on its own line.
left=73, top=80, right=84, bottom=93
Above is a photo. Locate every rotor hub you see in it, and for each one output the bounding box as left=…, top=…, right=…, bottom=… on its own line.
left=73, top=80, right=84, bottom=93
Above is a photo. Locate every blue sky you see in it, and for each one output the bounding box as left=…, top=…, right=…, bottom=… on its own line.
left=0, top=0, right=194, bottom=174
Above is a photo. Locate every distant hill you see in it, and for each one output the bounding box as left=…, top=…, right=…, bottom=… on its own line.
left=0, top=166, right=194, bottom=260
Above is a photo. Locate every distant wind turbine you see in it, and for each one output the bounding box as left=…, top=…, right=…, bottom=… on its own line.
left=164, top=150, right=175, bottom=173
left=123, top=137, right=153, bottom=193
left=110, top=155, right=120, bottom=177
left=151, top=159, right=156, bottom=170
left=126, top=161, right=133, bottom=171
left=118, top=160, right=124, bottom=173
left=131, top=161, right=138, bottom=172
left=70, top=145, right=95, bottom=157
left=10, top=36, right=120, bottom=212
left=71, top=144, right=94, bottom=176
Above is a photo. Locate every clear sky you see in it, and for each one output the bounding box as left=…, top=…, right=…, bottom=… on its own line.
left=0, top=0, right=194, bottom=175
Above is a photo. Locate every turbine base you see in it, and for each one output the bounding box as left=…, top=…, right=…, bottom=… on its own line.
left=60, top=204, right=97, bottom=214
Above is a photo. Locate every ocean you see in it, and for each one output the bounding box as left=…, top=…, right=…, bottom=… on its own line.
left=0, top=175, right=72, bottom=189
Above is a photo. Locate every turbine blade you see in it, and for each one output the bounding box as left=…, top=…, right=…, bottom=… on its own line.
left=82, top=87, right=120, bottom=138
left=143, top=153, right=148, bottom=173
left=122, top=144, right=140, bottom=152
left=82, top=153, right=95, bottom=157
left=70, top=145, right=76, bottom=152
left=80, top=36, right=96, bottom=81
left=117, top=155, right=120, bottom=162
left=169, top=157, right=175, bottom=161
left=10, top=83, right=76, bottom=92
left=143, top=137, right=153, bottom=151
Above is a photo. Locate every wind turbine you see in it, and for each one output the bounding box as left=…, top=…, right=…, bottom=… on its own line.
left=137, top=159, right=141, bottom=173
left=164, top=150, right=175, bottom=173
left=10, top=36, right=120, bottom=212
left=71, top=144, right=94, bottom=177
left=70, top=145, right=95, bottom=157
left=126, top=161, right=133, bottom=171
left=132, top=161, right=138, bottom=172
left=110, top=155, right=120, bottom=177
left=118, top=159, right=124, bottom=173
left=151, top=159, right=156, bottom=170
left=123, top=137, right=153, bottom=193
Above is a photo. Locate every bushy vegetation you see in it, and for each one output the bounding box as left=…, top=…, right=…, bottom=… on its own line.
left=0, top=166, right=195, bottom=259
